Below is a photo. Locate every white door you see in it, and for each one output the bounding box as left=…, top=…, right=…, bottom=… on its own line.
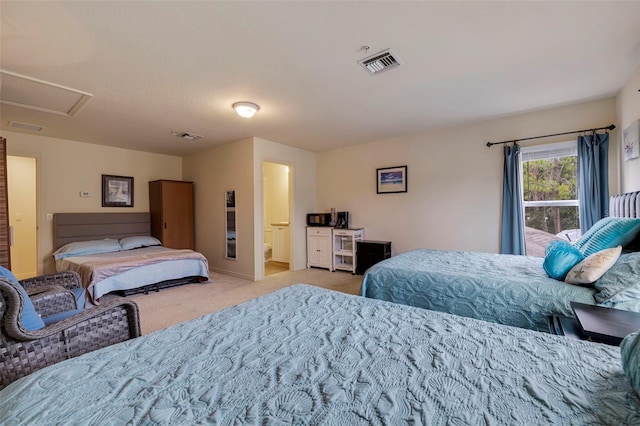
left=7, top=156, right=37, bottom=279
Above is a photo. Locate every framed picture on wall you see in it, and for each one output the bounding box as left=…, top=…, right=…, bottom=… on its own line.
left=102, top=174, right=134, bottom=207
left=376, top=166, right=407, bottom=194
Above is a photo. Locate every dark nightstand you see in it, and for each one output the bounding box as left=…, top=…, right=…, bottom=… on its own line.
left=549, top=302, right=640, bottom=346
left=356, top=240, right=391, bottom=275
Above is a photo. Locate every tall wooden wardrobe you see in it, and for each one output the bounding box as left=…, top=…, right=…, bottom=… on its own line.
left=149, top=180, right=194, bottom=250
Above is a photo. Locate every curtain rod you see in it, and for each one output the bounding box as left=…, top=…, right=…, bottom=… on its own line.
left=485, top=124, right=616, bottom=147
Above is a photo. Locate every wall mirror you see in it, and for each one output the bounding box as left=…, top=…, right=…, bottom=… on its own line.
left=225, top=190, right=236, bottom=259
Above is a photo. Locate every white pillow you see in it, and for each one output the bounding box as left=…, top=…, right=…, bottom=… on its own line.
left=564, top=246, right=622, bottom=285
left=119, top=236, right=162, bottom=250
left=53, top=239, right=122, bottom=260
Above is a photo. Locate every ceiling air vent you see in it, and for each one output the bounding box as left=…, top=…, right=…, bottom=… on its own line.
left=358, top=49, right=401, bottom=76
left=171, top=131, right=203, bottom=141
left=9, top=121, right=44, bottom=132
left=9, top=121, right=43, bottom=132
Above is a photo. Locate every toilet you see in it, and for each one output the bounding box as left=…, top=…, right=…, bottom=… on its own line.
left=264, top=243, right=272, bottom=261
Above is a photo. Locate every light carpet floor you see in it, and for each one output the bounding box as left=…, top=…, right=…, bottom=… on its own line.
left=117, top=268, right=364, bottom=334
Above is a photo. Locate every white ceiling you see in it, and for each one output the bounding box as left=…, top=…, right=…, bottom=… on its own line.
left=1, top=1, right=639, bottom=156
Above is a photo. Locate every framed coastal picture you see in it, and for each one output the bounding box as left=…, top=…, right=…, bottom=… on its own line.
left=102, top=174, right=134, bottom=207
left=623, top=119, right=640, bottom=162
left=376, top=165, right=407, bottom=194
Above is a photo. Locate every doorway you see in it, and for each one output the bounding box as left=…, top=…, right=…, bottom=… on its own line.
left=263, top=162, right=291, bottom=276
left=7, top=156, right=37, bottom=279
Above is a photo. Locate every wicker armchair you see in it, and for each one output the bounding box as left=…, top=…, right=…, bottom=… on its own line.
left=0, top=271, right=141, bottom=390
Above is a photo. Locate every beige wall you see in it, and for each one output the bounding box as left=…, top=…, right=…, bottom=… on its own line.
left=617, top=65, right=640, bottom=192
left=3, top=130, right=182, bottom=273
left=3, top=72, right=634, bottom=277
left=183, top=137, right=316, bottom=281
left=182, top=138, right=255, bottom=280
left=316, top=98, right=618, bottom=256
left=253, top=138, right=316, bottom=279
left=3, top=130, right=313, bottom=281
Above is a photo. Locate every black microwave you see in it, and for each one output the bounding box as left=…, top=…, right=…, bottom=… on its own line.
left=307, top=213, right=332, bottom=226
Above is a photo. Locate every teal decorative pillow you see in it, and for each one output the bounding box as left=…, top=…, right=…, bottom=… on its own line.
left=593, top=252, right=640, bottom=304
left=574, top=218, right=640, bottom=257
left=543, top=240, right=584, bottom=280
left=621, top=331, right=640, bottom=395
left=0, top=266, right=45, bottom=331
left=572, top=217, right=614, bottom=252
left=564, top=246, right=622, bottom=285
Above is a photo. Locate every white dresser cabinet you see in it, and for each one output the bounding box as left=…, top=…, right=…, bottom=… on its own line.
left=306, top=227, right=333, bottom=270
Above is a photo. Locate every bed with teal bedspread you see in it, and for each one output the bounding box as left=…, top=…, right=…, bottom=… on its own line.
left=361, top=191, right=640, bottom=332
left=360, top=249, right=596, bottom=332
left=1, top=284, right=638, bottom=424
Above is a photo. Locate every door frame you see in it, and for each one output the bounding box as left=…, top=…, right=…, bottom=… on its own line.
left=7, top=149, right=41, bottom=275
left=259, top=160, right=293, bottom=280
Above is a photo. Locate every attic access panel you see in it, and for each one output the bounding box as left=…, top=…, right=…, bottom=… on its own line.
left=0, top=70, right=92, bottom=116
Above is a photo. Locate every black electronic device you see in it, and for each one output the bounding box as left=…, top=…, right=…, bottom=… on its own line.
left=306, top=213, right=332, bottom=227
left=356, top=240, right=391, bottom=274
left=571, top=301, right=640, bottom=345
left=335, top=211, right=349, bottom=229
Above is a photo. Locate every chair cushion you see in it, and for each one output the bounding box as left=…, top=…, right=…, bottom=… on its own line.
left=42, top=309, right=84, bottom=326
left=0, top=266, right=45, bottom=331
left=70, top=287, right=86, bottom=310
left=41, top=288, right=85, bottom=326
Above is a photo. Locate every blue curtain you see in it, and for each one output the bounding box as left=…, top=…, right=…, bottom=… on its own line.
left=577, top=132, right=609, bottom=233
left=500, top=143, right=525, bottom=255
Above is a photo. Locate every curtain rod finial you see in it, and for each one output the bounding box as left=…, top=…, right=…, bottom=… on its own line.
left=608, top=124, right=616, bottom=131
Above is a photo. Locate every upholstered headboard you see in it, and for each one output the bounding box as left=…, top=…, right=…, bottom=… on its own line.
left=53, top=213, right=151, bottom=249
left=610, top=191, right=640, bottom=218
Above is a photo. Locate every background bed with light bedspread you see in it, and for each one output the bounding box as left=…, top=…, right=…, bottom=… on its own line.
left=53, top=213, right=209, bottom=302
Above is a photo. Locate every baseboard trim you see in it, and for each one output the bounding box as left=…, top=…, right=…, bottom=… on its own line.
left=211, top=267, right=254, bottom=281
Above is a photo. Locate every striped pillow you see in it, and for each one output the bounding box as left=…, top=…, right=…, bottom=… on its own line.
left=573, top=217, right=614, bottom=253
left=574, top=218, right=640, bottom=257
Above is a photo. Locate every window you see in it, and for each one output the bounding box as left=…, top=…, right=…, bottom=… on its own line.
left=520, top=141, right=580, bottom=256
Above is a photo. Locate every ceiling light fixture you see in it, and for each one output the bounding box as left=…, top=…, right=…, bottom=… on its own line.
left=233, top=101, right=260, bottom=119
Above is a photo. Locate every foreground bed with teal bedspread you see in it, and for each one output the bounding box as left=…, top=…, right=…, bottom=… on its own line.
left=1, top=284, right=638, bottom=424
left=360, top=248, right=596, bottom=332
